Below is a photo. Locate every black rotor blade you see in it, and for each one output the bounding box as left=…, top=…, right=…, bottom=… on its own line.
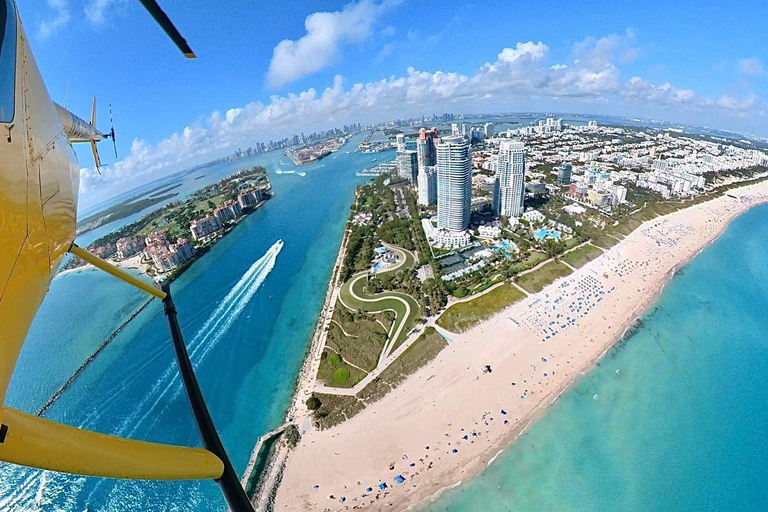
left=138, top=0, right=196, bottom=58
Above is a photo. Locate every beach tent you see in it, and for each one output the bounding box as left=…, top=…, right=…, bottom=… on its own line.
left=395, top=475, right=405, bottom=484
left=379, top=483, right=388, bottom=490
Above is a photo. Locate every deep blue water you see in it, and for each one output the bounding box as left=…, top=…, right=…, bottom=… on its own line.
left=423, top=203, right=768, bottom=511
left=0, top=133, right=382, bottom=510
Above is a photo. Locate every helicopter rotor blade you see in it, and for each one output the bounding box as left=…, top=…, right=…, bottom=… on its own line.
left=137, top=0, right=196, bottom=58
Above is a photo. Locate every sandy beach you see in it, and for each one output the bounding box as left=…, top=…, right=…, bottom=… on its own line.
left=55, top=253, right=152, bottom=280
left=271, top=180, right=768, bottom=511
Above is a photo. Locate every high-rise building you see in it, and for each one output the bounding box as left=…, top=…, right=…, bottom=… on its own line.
left=418, top=166, right=437, bottom=205
left=396, top=133, right=406, bottom=151
left=436, top=136, right=472, bottom=231
left=416, top=128, right=438, bottom=172
left=493, top=140, right=526, bottom=218
left=462, top=124, right=473, bottom=142
left=558, top=163, right=573, bottom=185
left=451, top=123, right=461, bottom=137
left=397, top=150, right=418, bottom=183
left=484, top=123, right=495, bottom=138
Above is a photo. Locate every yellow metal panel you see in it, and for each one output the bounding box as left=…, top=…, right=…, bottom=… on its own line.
left=0, top=407, right=224, bottom=480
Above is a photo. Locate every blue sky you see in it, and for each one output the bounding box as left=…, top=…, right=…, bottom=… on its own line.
left=16, top=0, right=768, bottom=207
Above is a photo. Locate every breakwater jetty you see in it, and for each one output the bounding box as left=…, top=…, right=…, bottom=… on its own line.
left=36, top=297, right=155, bottom=417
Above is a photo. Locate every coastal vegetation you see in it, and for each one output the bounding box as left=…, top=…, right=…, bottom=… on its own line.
left=311, top=327, right=448, bottom=429
left=562, top=243, right=604, bottom=268
left=75, top=182, right=181, bottom=235
left=436, top=284, right=526, bottom=333
left=517, top=261, right=573, bottom=293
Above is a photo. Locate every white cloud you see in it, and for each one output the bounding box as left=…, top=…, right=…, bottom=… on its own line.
left=266, top=0, right=401, bottom=88
left=37, top=0, right=71, bottom=39
left=497, top=41, right=549, bottom=63
left=739, top=57, right=765, bottom=76
left=84, top=0, right=125, bottom=25
left=80, top=35, right=768, bottom=206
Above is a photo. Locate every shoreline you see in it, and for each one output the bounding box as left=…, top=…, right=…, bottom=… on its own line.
left=245, top=223, right=352, bottom=507
left=272, top=179, right=768, bottom=511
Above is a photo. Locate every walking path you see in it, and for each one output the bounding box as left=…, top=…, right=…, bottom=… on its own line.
left=337, top=243, right=420, bottom=366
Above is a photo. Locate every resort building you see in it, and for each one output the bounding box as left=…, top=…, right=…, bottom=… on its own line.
left=522, top=210, right=546, bottom=223
left=396, top=150, right=419, bottom=183
left=493, top=140, right=526, bottom=218
left=477, top=223, right=502, bottom=238
left=421, top=218, right=471, bottom=249
left=190, top=215, right=223, bottom=241
left=147, top=238, right=195, bottom=273
left=214, top=200, right=243, bottom=224
left=418, top=165, right=437, bottom=206
left=91, top=244, right=116, bottom=259
left=237, top=189, right=262, bottom=209
left=558, top=163, right=573, bottom=185
left=115, top=237, right=145, bottom=259
left=436, top=136, right=472, bottom=231
left=144, top=230, right=168, bottom=248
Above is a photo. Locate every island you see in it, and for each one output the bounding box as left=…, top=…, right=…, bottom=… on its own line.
left=74, top=181, right=183, bottom=236
left=62, top=166, right=273, bottom=283
left=286, top=134, right=351, bottom=165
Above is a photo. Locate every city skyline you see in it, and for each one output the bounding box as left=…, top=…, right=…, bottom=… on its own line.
left=20, top=0, right=768, bottom=207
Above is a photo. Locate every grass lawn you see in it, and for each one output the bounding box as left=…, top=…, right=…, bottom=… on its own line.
left=562, top=244, right=603, bottom=269
left=316, top=350, right=367, bottom=388
left=517, top=261, right=573, bottom=293
left=437, top=284, right=526, bottom=333
left=326, top=308, right=388, bottom=372
left=340, top=272, right=420, bottom=346
left=512, top=250, right=547, bottom=273
left=562, top=237, right=584, bottom=250
left=592, top=234, right=621, bottom=249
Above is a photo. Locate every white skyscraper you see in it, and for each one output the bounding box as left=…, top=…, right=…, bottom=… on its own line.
left=396, top=150, right=418, bottom=183
left=493, top=140, right=526, bottom=218
left=395, top=133, right=406, bottom=151
left=436, top=136, right=471, bottom=231
left=418, top=166, right=437, bottom=205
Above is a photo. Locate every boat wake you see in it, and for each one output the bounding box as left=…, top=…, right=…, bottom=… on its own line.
left=124, top=239, right=284, bottom=435
left=1, top=240, right=285, bottom=509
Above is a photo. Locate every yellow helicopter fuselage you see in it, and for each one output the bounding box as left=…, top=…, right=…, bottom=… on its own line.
left=0, top=0, right=80, bottom=409
left=0, top=1, right=224, bottom=481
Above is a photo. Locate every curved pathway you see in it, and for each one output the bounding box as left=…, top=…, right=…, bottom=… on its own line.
left=337, top=243, right=420, bottom=367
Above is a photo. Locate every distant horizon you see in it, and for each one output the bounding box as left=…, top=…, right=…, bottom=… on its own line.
left=78, top=111, right=766, bottom=213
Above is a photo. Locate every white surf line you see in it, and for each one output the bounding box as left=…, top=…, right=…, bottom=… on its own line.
left=114, top=240, right=283, bottom=437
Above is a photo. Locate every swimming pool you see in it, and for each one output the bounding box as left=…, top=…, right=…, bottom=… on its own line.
left=533, top=228, right=561, bottom=241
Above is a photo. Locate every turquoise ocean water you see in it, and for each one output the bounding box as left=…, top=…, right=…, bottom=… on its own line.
left=424, top=203, right=768, bottom=511
left=0, top=133, right=378, bottom=510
